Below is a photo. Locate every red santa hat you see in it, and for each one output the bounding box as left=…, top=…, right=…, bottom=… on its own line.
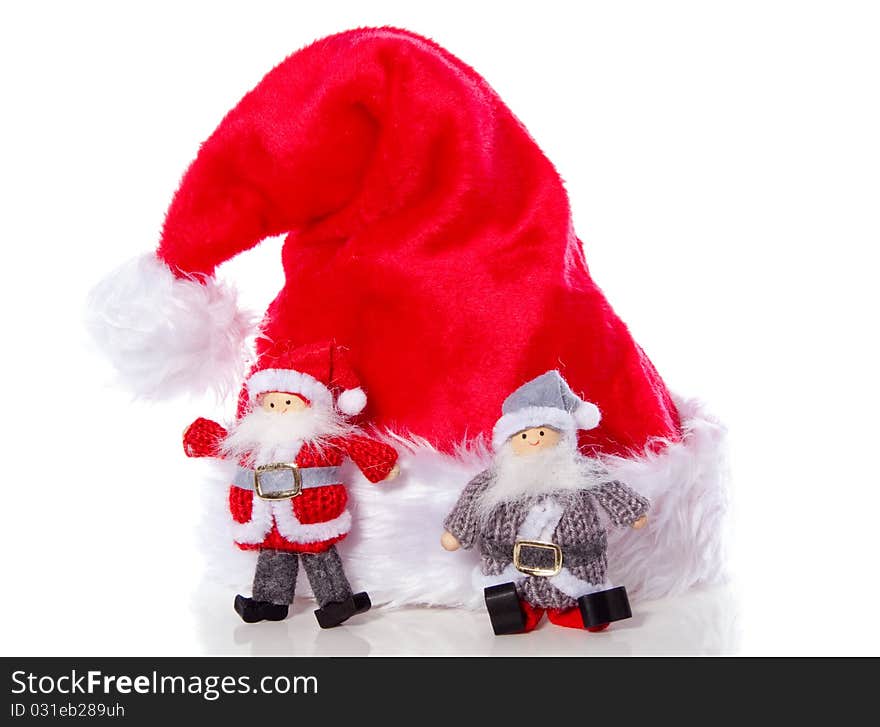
left=246, top=340, right=366, bottom=416
left=88, top=28, right=725, bottom=608
left=87, top=27, right=680, bottom=455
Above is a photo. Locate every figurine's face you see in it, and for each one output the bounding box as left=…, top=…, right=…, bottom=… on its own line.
left=258, top=391, right=309, bottom=414
left=509, top=426, right=562, bottom=456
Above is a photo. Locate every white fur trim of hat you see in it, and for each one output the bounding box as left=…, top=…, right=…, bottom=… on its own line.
left=491, top=402, right=600, bottom=450
left=246, top=369, right=334, bottom=409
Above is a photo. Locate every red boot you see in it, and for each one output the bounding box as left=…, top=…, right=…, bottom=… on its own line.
left=520, top=601, right=545, bottom=632
left=547, top=607, right=609, bottom=632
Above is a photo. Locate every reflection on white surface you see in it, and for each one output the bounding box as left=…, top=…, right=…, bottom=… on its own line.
left=193, top=581, right=739, bottom=656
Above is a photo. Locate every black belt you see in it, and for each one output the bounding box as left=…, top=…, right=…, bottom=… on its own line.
left=484, top=537, right=606, bottom=575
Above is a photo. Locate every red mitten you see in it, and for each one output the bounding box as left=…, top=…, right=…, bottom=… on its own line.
left=343, top=435, right=399, bottom=483
left=183, top=417, right=228, bottom=458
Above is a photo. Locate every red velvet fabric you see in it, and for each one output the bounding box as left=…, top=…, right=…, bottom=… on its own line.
left=158, top=27, right=680, bottom=455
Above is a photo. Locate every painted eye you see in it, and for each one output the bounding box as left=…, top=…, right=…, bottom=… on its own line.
left=270, top=403, right=275, bottom=408
left=539, top=431, right=545, bottom=436
left=286, top=400, right=291, bottom=405
left=521, top=433, right=527, bottom=439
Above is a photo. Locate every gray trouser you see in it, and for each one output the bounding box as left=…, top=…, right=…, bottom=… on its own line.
left=252, top=546, right=354, bottom=607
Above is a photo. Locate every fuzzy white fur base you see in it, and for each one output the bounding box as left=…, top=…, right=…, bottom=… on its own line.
left=197, top=397, right=727, bottom=608
left=86, top=254, right=256, bottom=399
left=602, top=398, right=729, bottom=600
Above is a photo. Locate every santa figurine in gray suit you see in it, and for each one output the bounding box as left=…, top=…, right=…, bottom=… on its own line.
left=442, top=370, right=650, bottom=635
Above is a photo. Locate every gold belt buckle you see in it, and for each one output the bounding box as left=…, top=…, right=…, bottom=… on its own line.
left=513, top=539, right=563, bottom=577
left=253, top=463, right=303, bottom=500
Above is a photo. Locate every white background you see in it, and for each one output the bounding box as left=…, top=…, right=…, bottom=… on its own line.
left=1, top=0, right=878, bottom=656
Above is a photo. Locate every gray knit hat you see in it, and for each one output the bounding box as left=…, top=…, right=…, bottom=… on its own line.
left=491, top=370, right=601, bottom=450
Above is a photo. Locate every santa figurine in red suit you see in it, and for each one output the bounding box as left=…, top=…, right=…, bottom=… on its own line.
left=183, top=341, right=399, bottom=627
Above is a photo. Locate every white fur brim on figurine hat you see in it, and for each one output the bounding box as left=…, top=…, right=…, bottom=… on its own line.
left=491, top=371, right=602, bottom=450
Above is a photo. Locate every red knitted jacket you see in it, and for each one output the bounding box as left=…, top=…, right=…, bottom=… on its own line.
left=184, top=417, right=398, bottom=552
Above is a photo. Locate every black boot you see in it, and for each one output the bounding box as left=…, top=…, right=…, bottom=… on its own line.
left=314, top=591, right=371, bottom=629
left=352, top=591, right=372, bottom=615
left=484, top=583, right=527, bottom=635
left=234, top=594, right=289, bottom=623
left=577, top=586, right=632, bottom=629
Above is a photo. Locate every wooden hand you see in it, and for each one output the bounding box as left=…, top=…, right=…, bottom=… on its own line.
left=441, top=531, right=461, bottom=551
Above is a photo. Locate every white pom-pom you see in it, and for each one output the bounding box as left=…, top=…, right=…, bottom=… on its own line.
left=86, top=254, right=256, bottom=399
left=336, top=387, right=367, bottom=415
left=574, top=401, right=601, bottom=430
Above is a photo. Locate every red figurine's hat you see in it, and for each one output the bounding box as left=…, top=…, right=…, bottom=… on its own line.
left=245, top=340, right=366, bottom=415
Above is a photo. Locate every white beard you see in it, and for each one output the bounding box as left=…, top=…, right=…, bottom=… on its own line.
left=221, top=405, right=353, bottom=466
left=476, top=436, right=610, bottom=516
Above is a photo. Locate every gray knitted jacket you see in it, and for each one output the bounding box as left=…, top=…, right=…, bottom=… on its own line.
left=444, top=470, right=650, bottom=610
